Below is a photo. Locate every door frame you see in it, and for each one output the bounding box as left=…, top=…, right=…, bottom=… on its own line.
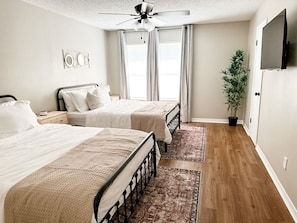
left=249, top=19, right=267, bottom=145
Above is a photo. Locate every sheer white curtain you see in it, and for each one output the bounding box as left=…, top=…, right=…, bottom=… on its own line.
left=118, top=31, right=130, bottom=99
left=179, top=25, right=193, bottom=122
left=146, top=29, right=160, bottom=101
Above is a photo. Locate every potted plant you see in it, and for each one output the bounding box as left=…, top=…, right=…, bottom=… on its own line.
left=221, top=49, right=249, bottom=126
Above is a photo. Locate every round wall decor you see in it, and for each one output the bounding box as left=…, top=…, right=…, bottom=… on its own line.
left=64, top=54, right=74, bottom=67
left=77, top=53, right=84, bottom=66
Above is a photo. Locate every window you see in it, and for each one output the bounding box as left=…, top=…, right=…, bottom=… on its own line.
left=159, top=42, right=181, bottom=100
left=126, top=44, right=147, bottom=100
left=125, top=30, right=181, bottom=101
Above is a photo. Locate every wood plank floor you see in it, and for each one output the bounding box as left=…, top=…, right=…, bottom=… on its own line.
left=158, top=123, right=294, bottom=223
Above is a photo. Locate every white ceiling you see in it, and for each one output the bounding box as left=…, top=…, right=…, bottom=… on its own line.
left=21, top=0, right=264, bottom=31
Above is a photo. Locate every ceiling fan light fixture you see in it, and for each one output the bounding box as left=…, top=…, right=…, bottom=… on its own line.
left=132, top=19, right=155, bottom=32
left=144, top=19, right=155, bottom=32
left=132, top=20, right=142, bottom=31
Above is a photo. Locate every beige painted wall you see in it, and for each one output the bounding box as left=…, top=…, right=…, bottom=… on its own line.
left=106, top=31, right=121, bottom=95
left=192, top=22, right=249, bottom=120
left=0, top=0, right=108, bottom=113
left=106, top=22, right=250, bottom=121
left=246, top=0, right=297, bottom=217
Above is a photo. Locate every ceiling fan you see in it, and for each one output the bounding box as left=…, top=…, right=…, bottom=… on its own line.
left=98, top=0, right=190, bottom=32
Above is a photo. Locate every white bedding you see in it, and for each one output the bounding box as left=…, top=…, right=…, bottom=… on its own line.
left=68, top=99, right=179, bottom=144
left=0, top=124, right=159, bottom=223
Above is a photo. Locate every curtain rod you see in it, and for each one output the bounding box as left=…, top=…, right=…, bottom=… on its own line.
left=122, top=26, right=182, bottom=33
left=157, top=26, right=182, bottom=31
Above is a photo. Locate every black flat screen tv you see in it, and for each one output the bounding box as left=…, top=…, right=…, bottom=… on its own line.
left=261, top=9, right=288, bottom=70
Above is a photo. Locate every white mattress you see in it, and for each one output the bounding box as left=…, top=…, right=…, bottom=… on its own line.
left=0, top=124, right=159, bottom=223
left=67, top=99, right=179, bottom=144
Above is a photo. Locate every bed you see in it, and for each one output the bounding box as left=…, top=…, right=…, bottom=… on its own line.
left=0, top=95, right=159, bottom=223
left=56, top=83, right=180, bottom=152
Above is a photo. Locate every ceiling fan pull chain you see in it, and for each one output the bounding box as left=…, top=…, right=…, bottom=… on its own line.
left=140, top=31, right=146, bottom=43
left=143, top=31, right=145, bottom=43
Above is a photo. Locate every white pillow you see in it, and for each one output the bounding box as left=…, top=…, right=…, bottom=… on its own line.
left=97, top=86, right=111, bottom=105
left=86, top=90, right=104, bottom=110
left=0, top=100, right=17, bottom=108
left=61, top=91, right=77, bottom=112
left=69, top=91, right=89, bottom=112
left=0, top=100, right=39, bottom=134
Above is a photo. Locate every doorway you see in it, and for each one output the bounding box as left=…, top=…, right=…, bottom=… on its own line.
left=249, top=20, right=267, bottom=145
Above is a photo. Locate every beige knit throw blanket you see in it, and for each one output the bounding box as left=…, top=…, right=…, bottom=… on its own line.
left=131, top=101, right=176, bottom=141
left=4, top=128, right=148, bottom=223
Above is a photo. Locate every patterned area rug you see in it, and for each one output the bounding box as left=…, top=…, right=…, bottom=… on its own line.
left=129, top=166, right=201, bottom=223
left=160, top=125, right=207, bottom=162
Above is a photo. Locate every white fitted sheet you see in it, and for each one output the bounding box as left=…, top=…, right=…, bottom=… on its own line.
left=0, top=124, right=159, bottom=223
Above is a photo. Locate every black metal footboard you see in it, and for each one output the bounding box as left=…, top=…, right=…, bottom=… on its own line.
left=163, top=103, right=181, bottom=152
left=93, top=132, right=157, bottom=223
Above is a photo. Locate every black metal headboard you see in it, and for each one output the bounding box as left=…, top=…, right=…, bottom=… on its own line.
left=56, top=83, right=98, bottom=111
left=0, top=95, right=17, bottom=103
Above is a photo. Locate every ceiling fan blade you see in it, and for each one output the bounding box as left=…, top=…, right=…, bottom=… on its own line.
left=153, top=10, right=190, bottom=16
left=135, top=1, right=154, bottom=14
left=116, top=17, right=139, bottom=26
left=148, top=16, right=166, bottom=26
left=143, top=2, right=154, bottom=14
left=98, top=12, right=138, bottom=17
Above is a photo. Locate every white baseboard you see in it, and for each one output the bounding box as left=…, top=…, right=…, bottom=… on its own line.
left=191, top=118, right=243, bottom=125
left=242, top=123, right=250, bottom=136
left=255, top=145, right=297, bottom=222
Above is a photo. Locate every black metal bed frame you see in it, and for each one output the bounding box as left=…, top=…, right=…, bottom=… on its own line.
left=56, top=83, right=181, bottom=152
left=56, top=83, right=99, bottom=111
left=163, top=103, right=180, bottom=152
left=0, top=94, right=17, bottom=101
left=0, top=94, right=158, bottom=223
left=95, top=132, right=157, bottom=223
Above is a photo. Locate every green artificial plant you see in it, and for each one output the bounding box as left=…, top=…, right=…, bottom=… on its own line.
left=221, top=49, right=249, bottom=118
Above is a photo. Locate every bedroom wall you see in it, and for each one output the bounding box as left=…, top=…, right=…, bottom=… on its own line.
left=246, top=0, right=297, bottom=219
left=106, top=21, right=249, bottom=122
left=192, top=22, right=249, bottom=121
left=106, top=31, right=120, bottom=95
left=0, top=0, right=108, bottom=113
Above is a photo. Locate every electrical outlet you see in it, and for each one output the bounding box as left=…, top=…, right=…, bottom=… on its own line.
left=283, top=156, right=288, bottom=170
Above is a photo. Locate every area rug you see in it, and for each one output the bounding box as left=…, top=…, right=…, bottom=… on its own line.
left=128, top=166, right=201, bottom=223
left=160, top=125, right=207, bottom=162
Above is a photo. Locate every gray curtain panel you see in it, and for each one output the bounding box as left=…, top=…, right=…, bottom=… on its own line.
left=180, top=25, right=193, bottom=122
left=146, top=29, right=160, bottom=101
left=118, top=31, right=130, bottom=99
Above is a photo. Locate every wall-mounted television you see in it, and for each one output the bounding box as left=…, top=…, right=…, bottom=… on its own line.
left=261, top=9, right=289, bottom=70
